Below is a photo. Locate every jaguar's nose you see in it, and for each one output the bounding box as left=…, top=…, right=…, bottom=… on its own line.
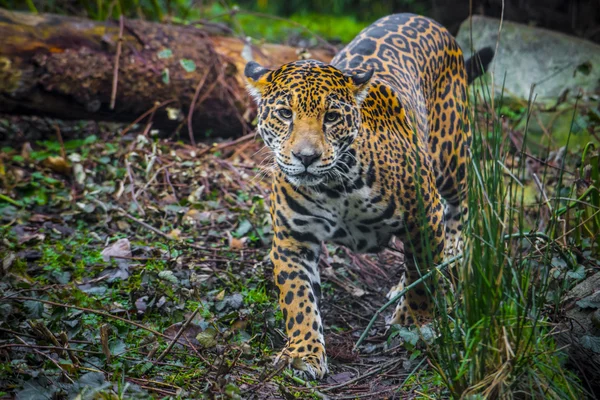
left=292, top=151, right=322, bottom=167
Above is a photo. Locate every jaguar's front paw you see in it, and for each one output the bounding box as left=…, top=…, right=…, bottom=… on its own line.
left=274, top=345, right=328, bottom=380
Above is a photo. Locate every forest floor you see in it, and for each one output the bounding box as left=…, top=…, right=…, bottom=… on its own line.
left=0, top=92, right=599, bottom=399
left=0, top=117, right=427, bottom=399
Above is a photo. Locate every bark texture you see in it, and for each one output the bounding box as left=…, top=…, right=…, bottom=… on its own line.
left=0, top=9, right=335, bottom=137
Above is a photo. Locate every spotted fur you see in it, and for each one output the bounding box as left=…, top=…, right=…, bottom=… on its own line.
left=245, top=13, right=492, bottom=379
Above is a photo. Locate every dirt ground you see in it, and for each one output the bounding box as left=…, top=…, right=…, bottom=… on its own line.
left=0, top=117, right=439, bottom=399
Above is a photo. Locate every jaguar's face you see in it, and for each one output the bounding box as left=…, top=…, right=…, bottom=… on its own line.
left=245, top=60, right=373, bottom=187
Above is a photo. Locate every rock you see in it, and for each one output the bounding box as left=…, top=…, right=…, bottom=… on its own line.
left=456, top=16, right=600, bottom=102
left=557, top=272, right=600, bottom=393
left=592, top=310, right=600, bottom=330
left=564, top=272, right=600, bottom=311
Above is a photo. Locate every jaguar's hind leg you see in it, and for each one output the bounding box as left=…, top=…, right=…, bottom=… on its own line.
left=386, top=182, right=446, bottom=326
left=386, top=269, right=445, bottom=326
left=443, top=202, right=466, bottom=255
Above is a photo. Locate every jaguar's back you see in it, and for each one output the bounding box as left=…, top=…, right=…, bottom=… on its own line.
left=333, top=14, right=471, bottom=205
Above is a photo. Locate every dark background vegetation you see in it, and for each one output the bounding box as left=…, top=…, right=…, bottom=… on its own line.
left=5, top=0, right=600, bottom=43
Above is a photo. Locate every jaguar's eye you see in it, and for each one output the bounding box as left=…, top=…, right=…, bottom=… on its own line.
left=324, top=112, right=340, bottom=123
left=278, top=109, right=293, bottom=120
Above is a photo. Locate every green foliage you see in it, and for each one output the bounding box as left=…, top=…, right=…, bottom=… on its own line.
left=22, top=0, right=427, bottom=26
left=425, top=86, right=587, bottom=398
left=15, top=0, right=427, bottom=44
left=559, top=142, right=600, bottom=252
left=243, top=0, right=426, bottom=22
left=401, top=366, right=445, bottom=397
left=236, top=12, right=368, bottom=43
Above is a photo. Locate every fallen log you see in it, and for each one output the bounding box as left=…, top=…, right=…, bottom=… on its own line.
left=0, top=9, right=335, bottom=139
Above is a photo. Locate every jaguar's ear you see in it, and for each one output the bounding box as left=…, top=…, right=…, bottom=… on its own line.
left=346, top=67, right=374, bottom=105
left=244, top=61, right=272, bottom=102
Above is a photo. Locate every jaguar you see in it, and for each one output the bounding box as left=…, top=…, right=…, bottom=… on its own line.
left=244, top=13, right=493, bottom=379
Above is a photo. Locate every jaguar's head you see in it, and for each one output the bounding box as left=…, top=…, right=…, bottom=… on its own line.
left=245, top=60, right=373, bottom=187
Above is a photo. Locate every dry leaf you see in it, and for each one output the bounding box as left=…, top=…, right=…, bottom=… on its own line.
left=20, top=142, right=32, bottom=160
left=73, top=163, right=86, bottom=184
left=43, top=156, right=71, bottom=175
left=229, top=237, right=244, bottom=250
left=164, top=322, right=203, bottom=347
left=226, top=231, right=245, bottom=250
left=231, top=320, right=248, bottom=331
left=167, top=229, right=181, bottom=240
left=161, top=194, right=178, bottom=205
left=322, top=266, right=365, bottom=297
left=101, top=238, right=131, bottom=262
left=28, top=214, right=51, bottom=223
left=100, top=324, right=111, bottom=363
left=196, top=328, right=218, bottom=348
left=183, top=209, right=199, bottom=225
left=166, top=107, right=182, bottom=121
left=14, top=226, right=45, bottom=245
left=135, top=296, right=148, bottom=314
left=116, top=220, right=131, bottom=231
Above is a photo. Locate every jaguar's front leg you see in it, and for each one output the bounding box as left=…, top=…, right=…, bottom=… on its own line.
left=270, top=209, right=327, bottom=379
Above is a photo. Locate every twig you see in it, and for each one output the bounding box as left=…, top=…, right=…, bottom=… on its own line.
left=54, top=124, right=66, bottom=159
left=329, top=304, right=372, bottom=323
left=127, top=377, right=181, bottom=390
left=195, top=131, right=256, bottom=158
left=154, top=304, right=202, bottom=363
left=110, top=15, right=124, bottom=110
left=333, top=385, right=403, bottom=399
left=555, top=186, right=600, bottom=216
left=218, top=131, right=256, bottom=150
left=555, top=209, right=600, bottom=243
left=122, top=20, right=145, bottom=46
left=14, top=335, right=75, bottom=384
left=141, top=119, right=154, bottom=138
left=532, top=172, right=553, bottom=212
left=3, top=296, right=168, bottom=340
left=281, top=370, right=328, bottom=399
left=187, top=69, right=211, bottom=146
left=320, top=357, right=402, bottom=392
left=119, top=99, right=177, bottom=137
left=0, top=343, right=103, bottom=356
left=0, top=193, right=22, bottom=207
left=135, top=163, right=174, bottom=199
left=162, top=165, right=178, bottom=201
left=241, top=363, right=286, bottom=395
left=118, top=206, right=169, bottom=238
left=353, top=254, right=463, bottom=350
left=0, top=327, right=38, bottom=339
left=137, top=385, right=176, bottom=397
left=125, top=159, right=145, bottom=216
left=189, top=19, right=235, bottom=35
left=117, top=206, right=251, bottom=254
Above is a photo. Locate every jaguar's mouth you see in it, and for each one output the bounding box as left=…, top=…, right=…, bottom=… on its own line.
left=286, top=171, right=325, bottom=187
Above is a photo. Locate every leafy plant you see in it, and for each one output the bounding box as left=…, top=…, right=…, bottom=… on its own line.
left=559, top=142, right=600, bottom=253
left=425, top=82, right=586, bottom=398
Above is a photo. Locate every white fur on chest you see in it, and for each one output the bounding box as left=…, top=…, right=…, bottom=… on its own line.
left=290, top=186, right=404, bottom=253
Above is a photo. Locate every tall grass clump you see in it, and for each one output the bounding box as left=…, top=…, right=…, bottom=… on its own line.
left=426, top=80, right=586, bottom=398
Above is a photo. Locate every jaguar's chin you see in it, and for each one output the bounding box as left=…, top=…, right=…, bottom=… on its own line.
left=285, top=172, right=325, bottom=187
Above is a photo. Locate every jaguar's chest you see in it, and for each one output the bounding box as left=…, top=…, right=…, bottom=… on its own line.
left=293, top=185, right=404, bottom=253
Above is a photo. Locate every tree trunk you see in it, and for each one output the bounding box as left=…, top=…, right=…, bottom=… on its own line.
left=0, top=9, right=335, bottom=138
